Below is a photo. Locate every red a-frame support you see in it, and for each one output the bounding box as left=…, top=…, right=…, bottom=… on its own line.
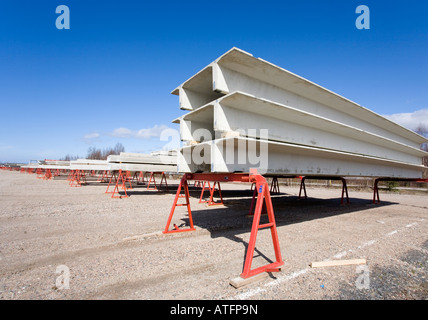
left=373, top=177, right=428, bottom=204
left=298, top=176, right=350, bottom=205
left=163, top=170, right=284, bottom=279
left=105, top=170, right=129, bottom=198
left=198, top=181, right=223, bottom=205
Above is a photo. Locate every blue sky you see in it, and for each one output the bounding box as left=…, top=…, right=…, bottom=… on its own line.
left=0, top=0, right=427, bottom=163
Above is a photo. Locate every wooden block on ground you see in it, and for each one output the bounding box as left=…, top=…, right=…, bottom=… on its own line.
left=310, top=259, right=367, bottom=268
left=229, top=272, right=270, bottom=289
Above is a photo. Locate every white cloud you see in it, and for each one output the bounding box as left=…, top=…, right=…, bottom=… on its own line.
left=109, top=125, right=171, bottom=140
left=382, top=108, right=428, bottom=131
left=83, top=132, right=100, bottom=140
left=136, top=125, right=169, bottom=139
left=111, top=127, right=133, bottom=138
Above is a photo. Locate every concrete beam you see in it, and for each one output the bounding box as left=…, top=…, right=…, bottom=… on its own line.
left=107, top=152, right=177, bottom=166
left=179, top=92, right=427, bottom=165
left=178, top=137, right=425, bottom=178
left=173, top=47, right=428, bottom=148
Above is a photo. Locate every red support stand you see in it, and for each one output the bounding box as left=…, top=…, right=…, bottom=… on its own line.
left=158, top=172, right=169, bottom=192
left=43, top=169, right=53, bottom=180
left=199, top=181, right=223, bottom=205
left=98, top=170, right=110, bottom=183
left=124, top=171, right=133, bottom=190
left=146, top=172, right=157, bottom=190
left=270, top=177, right=280, bottom=194
left=163, top=175, right=195, bottom=233
left=105, top=171, right=118, bottom=193
left=241, top=174, right=284, bottom=279
left=139, top=171, right=147, bottom=184
left=69, top=170, right=87, bottom=187
left=36, top=168, right=44, bottom=179
left=131, top=171, right=142, bottom=184
left=163, top=171, right=284, bottom=280
left=298, top=176, right=349, bottom=205
left=373, top=177, right=428, bottom=204
left=105, top=170, right=129, bottom=198
left=111, top=170, right=129, bottom=199
left=146, top=172, right=168, bottom=192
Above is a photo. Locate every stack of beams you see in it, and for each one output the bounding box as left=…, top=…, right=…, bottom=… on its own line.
left=106, top=152, right=177, bottom=173
left=19, top=151, right=178, bottom=174
left=20, top=160, right=70, bottom=171
left=172, top=47, right=428, bottom=178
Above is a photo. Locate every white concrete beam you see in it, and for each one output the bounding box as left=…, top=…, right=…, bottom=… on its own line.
left=179, top=92, right=427, bottom=165
left=178, top=137, right=425, bottom=178
left=173, top=47, right=428, bottom=147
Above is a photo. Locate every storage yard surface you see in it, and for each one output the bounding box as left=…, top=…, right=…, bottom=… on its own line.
left=0, top=170, right=426, bottom=300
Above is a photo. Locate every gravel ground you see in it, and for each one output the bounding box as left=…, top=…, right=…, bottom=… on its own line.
left=0, top=170, right=427, bottom=300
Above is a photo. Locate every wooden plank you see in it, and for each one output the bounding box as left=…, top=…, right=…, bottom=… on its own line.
left=310, top=259, right=366, bottom=268
left=229, top=272, right=269, bottom=289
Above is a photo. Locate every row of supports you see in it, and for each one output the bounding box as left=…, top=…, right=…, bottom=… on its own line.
left=3, top=166, right=427, bottom=282
left=163, top=170, right=284, bottom=279
left=373, top=177, right=428, bottom=204
left=162, top=173, right=427, bottom=281
left=8, top=167, right=170, bottom=199
left=5, top=167, right=428, bottom=204
left=103, top=170, right=169, bottom=198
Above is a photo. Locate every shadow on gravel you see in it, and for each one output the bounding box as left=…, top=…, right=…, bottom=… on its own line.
left=168, top=187, right=397, bottom=234
left=334, top=239, right=428, bottom=300
left=165, top=187, right=398, bottom=275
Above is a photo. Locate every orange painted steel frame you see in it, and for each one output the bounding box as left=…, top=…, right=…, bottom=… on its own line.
left=69, top=169, right=87, bottom=187
left=146, top=171, right=169, bottom=191
left=105, top=170, right=129, bottom=198
left=163, top=170, right=284, bottom=279
left=270, top=176, right=280, bottom=194
left=199, top=181, right=223, bottom=205
left=373, top=177, right=428, bottom=204
left=299, top=176, right=350, bottom=205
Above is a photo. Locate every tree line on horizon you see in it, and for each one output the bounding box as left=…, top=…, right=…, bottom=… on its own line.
left=59, top=142, right=125, bottom=161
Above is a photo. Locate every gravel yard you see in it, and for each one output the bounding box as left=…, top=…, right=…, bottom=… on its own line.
left=0, top=170, right=427, bottom=300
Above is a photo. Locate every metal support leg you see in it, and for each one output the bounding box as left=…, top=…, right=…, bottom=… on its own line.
left=298, top=177, right=307, bottom=199
left=158, top=172, right=169, bottom=192
left=241, top=175, right=284, bottom=278
left=110, top=169, right=129, bottom=198
left=199, top=181, right=223, bottom=205
left=270, top=177, right=280, bottom=194
left=163, top=172, right=284, bottom=280
left=147, top=172, right=157, bottom=190
left=163, top=175, right=195, bottom=233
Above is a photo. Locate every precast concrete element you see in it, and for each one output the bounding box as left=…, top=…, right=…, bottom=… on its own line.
left=177, top=136, right=425, bottom=178
left=172, top=47, right=428, bottom=178
left=176, top=91, right=427, bottom=165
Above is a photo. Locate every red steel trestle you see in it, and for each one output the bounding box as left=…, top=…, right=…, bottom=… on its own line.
left=373, top=177, right=428, bottom=204
left=163, top=171, right=284, bottom=279
left=299, top=176, right=349, bottom=205
left=199, top=181, right=223, bottom=205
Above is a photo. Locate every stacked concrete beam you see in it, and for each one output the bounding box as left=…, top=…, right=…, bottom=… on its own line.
left=69, top=159, right=111, bottom=171
left=106, top=152, right=177, bottom=173
left=18, top=151, right=178, bottom=174
left=20, top=160, right=70, bottom=171
left=172, top=47, right=428, bottom=178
